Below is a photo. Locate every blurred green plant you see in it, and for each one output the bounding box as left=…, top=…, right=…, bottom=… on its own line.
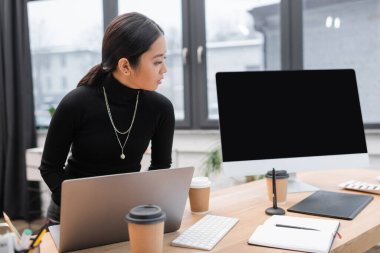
left=201, top=147, right=222, bottom=177
left=201, top=145, right=265, bottom=182
left=48, top=106, right=56, bottom=117
left=245, top=175, right=265, bottom=182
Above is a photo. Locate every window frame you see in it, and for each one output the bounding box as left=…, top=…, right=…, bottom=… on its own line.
left=29, top=0, right=380, bottom=129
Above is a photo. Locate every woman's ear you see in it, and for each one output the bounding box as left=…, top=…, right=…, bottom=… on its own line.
left=117, top=58, right=132, bottom=76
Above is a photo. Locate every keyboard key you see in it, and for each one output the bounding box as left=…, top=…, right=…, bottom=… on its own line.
left=339, top=180, right=380, bottom=194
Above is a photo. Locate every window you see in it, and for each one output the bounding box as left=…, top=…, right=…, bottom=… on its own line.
left=28, top=0, right=379, bottom=129
left=303, top=0, right=380, bottom=127
left=205, top=0, right=280, bottom=120
left=62, top=76, right=67, bottom=89
left=119, top=0, right=185, bottom=120
left=61, top=55, right=66, bottom=67
left=46, top=77, right=51, bottom=90
left=28, top=0, right=103, bottom=116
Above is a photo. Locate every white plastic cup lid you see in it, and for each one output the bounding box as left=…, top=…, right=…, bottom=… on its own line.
left=190, top=177, right=211, bottom=188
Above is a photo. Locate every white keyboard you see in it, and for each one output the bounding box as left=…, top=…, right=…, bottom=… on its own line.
left=171, top=215, right=239, bottom=251
left=339, top=180, right=380, bottom=194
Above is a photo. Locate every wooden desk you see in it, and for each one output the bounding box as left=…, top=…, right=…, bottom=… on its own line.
left=41, top=169, right=380, bottom=253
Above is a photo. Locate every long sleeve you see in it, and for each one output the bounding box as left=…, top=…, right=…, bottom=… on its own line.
left=39, top=91, right=78, bottom=205
left=149, top=94, right=175, bottom=170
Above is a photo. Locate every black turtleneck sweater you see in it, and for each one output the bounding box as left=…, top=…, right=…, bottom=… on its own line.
left=39, top=73, right=175, bottom=205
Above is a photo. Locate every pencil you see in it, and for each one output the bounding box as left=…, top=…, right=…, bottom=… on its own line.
left=2, top=211, right=21, bottom=240
left=30, top=225, right=47, bottom=248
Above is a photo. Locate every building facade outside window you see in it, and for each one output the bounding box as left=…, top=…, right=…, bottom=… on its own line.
left=205, top=0, right=280, bottom=119
left=28, top=0, right=380, bottom=129
left=28, top=0, right=103, bottom=128
left=303, top=0, right=380, bottom=127
left=118, top=0, right=185, bottom=120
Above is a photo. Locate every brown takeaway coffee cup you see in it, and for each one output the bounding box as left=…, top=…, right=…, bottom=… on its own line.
left=125, top=204, right=166, bottom=253
left=265, top=170, right=289, bottom=205
left=189, top=177, right=211, bottom=214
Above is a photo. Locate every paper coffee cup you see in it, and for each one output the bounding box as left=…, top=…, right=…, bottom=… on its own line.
left=125, top=205, right=166, bottom=253
left=265, top=170, right=289, bottom=205
left=189, top=177, right=211, bottom=214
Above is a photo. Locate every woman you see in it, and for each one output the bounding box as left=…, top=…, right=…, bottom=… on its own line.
left=39, top=12, right=175, bottom=223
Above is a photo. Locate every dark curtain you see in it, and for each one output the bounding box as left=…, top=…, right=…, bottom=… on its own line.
left=0, top=0, right=36, bottom=218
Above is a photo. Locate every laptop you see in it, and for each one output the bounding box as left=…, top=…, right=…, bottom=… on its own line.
left=49, top=166, right=194, bottom=252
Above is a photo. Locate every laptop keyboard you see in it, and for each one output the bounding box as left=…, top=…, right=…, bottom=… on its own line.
left=171, top=214, right=239, bottom=251
left=48, top=224, right=61, bottom=249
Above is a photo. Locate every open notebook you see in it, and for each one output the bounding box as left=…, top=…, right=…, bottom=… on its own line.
left=248, top=215, right=340, bottom=253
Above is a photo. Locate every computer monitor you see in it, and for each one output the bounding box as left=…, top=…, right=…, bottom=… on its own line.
left=215, top=69, right=369, bottom=192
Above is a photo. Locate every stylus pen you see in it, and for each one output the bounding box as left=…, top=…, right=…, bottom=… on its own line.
left=272, top=168, right=278, bottom=209
left=275, top=224, right=320, bottom=231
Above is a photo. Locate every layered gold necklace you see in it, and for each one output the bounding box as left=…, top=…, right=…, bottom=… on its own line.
left=102, top=86, right=140, bottom=159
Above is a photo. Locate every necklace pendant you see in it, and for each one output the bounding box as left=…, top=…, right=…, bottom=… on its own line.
left=120, top=153, right=125, bottom=159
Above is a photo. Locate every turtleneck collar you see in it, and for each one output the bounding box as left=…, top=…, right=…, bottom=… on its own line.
left=102, top=73, right=142, bottom=105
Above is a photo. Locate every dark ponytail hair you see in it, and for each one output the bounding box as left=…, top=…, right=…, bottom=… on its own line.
left=78, top=12, right=164, bottom=86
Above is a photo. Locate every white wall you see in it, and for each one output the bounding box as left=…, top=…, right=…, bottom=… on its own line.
left=37, top=129, right=380, bottom=174
left=31, top=129, right=380, bottom=217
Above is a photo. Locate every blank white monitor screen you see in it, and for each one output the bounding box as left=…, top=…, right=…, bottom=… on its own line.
left=215, top=69, right=369, bottom=179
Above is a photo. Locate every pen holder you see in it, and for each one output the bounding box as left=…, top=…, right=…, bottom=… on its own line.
left=15, top=244, right=40, bottom=253
left=0, top=233, right=39, bottom=253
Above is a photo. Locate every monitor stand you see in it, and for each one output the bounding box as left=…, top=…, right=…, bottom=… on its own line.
left=287, top=172, right=319, bottom=193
